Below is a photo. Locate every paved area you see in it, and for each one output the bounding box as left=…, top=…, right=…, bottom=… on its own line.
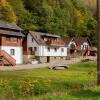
left=0, top=56, right=97, bottom=71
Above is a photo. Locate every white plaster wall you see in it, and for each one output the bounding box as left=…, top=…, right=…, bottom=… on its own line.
left=68, top=41, right=76, bottom=47
left=27, top=33, right=68, bottom=57
left=39, top=46, right=68, bottom=57
left=0, top=46, right=23, bottom=64
left=81, top=42, right=90, bottom=50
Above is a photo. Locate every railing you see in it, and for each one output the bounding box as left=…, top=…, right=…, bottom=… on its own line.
left=0, top=50, right=16, bottom=66
left=0, top=51, right=4, bottom=56
left=46, top=40, right=65, bottom=46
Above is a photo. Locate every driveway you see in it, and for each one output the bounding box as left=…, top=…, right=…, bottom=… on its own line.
left=0, top=56, right=96, bottom=71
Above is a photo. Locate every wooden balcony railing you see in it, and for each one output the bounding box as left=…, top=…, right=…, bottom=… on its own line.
left=46, top=40, right=65, bottom=46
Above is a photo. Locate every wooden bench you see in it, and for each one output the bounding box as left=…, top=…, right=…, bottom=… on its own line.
left=49, top=64, right=69, bottom=70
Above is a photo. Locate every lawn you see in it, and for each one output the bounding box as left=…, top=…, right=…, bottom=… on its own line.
left=0, top=61, right=99, bottom=100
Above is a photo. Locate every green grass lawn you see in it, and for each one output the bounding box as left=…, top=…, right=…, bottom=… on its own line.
left=0, top=61, right=99, bottom=100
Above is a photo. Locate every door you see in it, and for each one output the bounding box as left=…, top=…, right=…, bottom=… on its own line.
left=47, top=56, right=50, bottom=63
left=29, top=47, right=33, bottom=55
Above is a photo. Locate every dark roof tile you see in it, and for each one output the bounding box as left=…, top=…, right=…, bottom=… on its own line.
left=0, top=21, right=22, bottom=31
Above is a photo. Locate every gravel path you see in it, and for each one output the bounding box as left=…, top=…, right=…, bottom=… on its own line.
left=0, top=56, right=96, bottom=71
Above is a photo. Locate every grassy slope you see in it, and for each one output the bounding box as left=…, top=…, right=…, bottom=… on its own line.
left=0, top=62, right=99, bottom=99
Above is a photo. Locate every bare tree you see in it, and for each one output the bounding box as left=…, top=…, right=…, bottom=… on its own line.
left=97, top=0, right=100, bottom=86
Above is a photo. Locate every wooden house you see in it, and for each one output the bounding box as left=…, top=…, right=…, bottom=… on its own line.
left=0, top=21, right=24, bottom=66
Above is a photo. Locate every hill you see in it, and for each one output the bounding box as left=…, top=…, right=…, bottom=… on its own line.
left=0, top=0, right=97, bottom=45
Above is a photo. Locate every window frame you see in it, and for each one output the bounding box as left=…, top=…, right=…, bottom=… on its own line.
left=13, top=37, right=18, bottom=43
left=32, top=38, right=34, bottom=42
left=6, top=37, right=11, bottom=43
left=48, top=47, right=50, bottom=52
left=61, top=48, right=64, bottom=52
left=54, top=48, right=57, bottom=52
left=10, top=49, right=15, bottom=55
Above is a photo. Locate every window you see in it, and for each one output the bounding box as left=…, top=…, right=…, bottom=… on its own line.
left=48, top=47, right=50, bottom=52
left=85, top=45, right=87, bottom=49
left=54, top=57, right=56, bottom=59
left=14, top=38, right=18, bottom=43
left=60, top=57, right=63, bottom=59
left=32, top=38, right=34, bottom=42
left=6, top=37, right=10, bottom=43
left=61, top=48, right=64, bottom=52
left=54, top=48, right=57, bottom=52
left=34, top=47, right=37, bottom=51
left=83, top=45, right=84, bottom=49
left=10, top=49, right=15, bottom=55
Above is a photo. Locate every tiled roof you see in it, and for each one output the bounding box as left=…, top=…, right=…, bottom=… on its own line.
left=29, top=31, right=66, bottom=46
left=65, top=37, right=91, bottom=46
left=0, top=21, right=22, bottom=31
left=29, top=31, right=46, bottom=45
left=0, top=29, right=25, bottom=37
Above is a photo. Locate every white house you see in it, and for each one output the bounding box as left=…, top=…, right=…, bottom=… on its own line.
left=0, top=21, right=24, bottom=66
left=65, top=37, right=92, bottom=55
left=23, top=31, right=69, bottom=63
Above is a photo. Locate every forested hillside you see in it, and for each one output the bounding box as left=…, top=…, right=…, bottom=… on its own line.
left=0, top=0, right=97, bottom=45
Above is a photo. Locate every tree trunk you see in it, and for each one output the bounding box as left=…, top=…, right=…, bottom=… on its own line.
left=97, top=0, right=100, bottom=86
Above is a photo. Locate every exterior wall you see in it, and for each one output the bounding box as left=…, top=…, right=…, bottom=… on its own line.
left=81, top=42, right=90, bottom=50
left=68, top=41, right=76, bottom=48
left=0, top=46, right=23, bottom=64
left=24, top=33, right=69, bottom=63
left=39, top=46, right=68, bottom=57
left=1, top=36, right=22, bottom=46
left=27, top=34, right=39, bottom=56
left=38, top=56, right=69, bottom=63
left=26, top=34, right=68, bottom=57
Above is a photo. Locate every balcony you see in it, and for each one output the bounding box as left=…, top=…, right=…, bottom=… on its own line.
left=46, top=40, right=65, bottom=46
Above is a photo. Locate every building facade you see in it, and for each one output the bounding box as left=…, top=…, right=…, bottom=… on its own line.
left=65, top=37, right=92, bottom=55
left=0, top=21, right=24, bottom=65
left=23, top=31, right=69, bottom=63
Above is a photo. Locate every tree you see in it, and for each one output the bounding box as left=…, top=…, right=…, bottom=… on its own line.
left=97, top=0, right=100, bottom=86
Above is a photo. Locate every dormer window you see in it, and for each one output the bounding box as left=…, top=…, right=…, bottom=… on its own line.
left=6, top=37, right=10, bottom=43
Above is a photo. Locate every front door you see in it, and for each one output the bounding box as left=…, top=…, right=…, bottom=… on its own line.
left=47, top=56, right=50, bottom=63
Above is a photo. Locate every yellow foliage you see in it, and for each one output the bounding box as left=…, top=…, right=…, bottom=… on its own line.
left=0, top=0, right=17, bottom=23
left=76, top=10, right=81, bottom=17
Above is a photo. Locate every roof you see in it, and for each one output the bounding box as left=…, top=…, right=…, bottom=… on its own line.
left=29, top=31, right=66, bottom=46
left=29, top=31, right=46, bottom=45
left=42, top=33, right=60, bottom=38
left=0, top=29, right=25, bottom=37
left=0, top=21, right=22, bottom=31
left=64, top=38, right=72, bottom=45
left=73, top=37, right=91, bottom=46
left=65, top=37, right=91, bottom=46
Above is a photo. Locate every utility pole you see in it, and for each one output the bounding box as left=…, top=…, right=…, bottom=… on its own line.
left=97, top=0, right=100, bottom=86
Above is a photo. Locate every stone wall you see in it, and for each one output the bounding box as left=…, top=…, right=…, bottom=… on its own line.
left=24, top=55, right=71, bottom=64
left=37, top=56, right=70, bottom=63
left=36, top=56, right=47, bottom=63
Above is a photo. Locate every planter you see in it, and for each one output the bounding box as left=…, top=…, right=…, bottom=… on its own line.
left=32, top=60, right=38, bottom=64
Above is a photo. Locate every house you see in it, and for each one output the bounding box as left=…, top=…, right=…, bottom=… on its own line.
left=23, top=31, right=69, bottom=63
left=65, top=37, right=92, bottom=56
left=0, top=21, right=24, bottom=66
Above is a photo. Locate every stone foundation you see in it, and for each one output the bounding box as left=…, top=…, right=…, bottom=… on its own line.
left=36, top=56, right=47, bottom=63
left=37, top=56, right=70, bottom=63
left=23, top=55, right=35, bottom=63
left=24, top=55, right=70, bottom=64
